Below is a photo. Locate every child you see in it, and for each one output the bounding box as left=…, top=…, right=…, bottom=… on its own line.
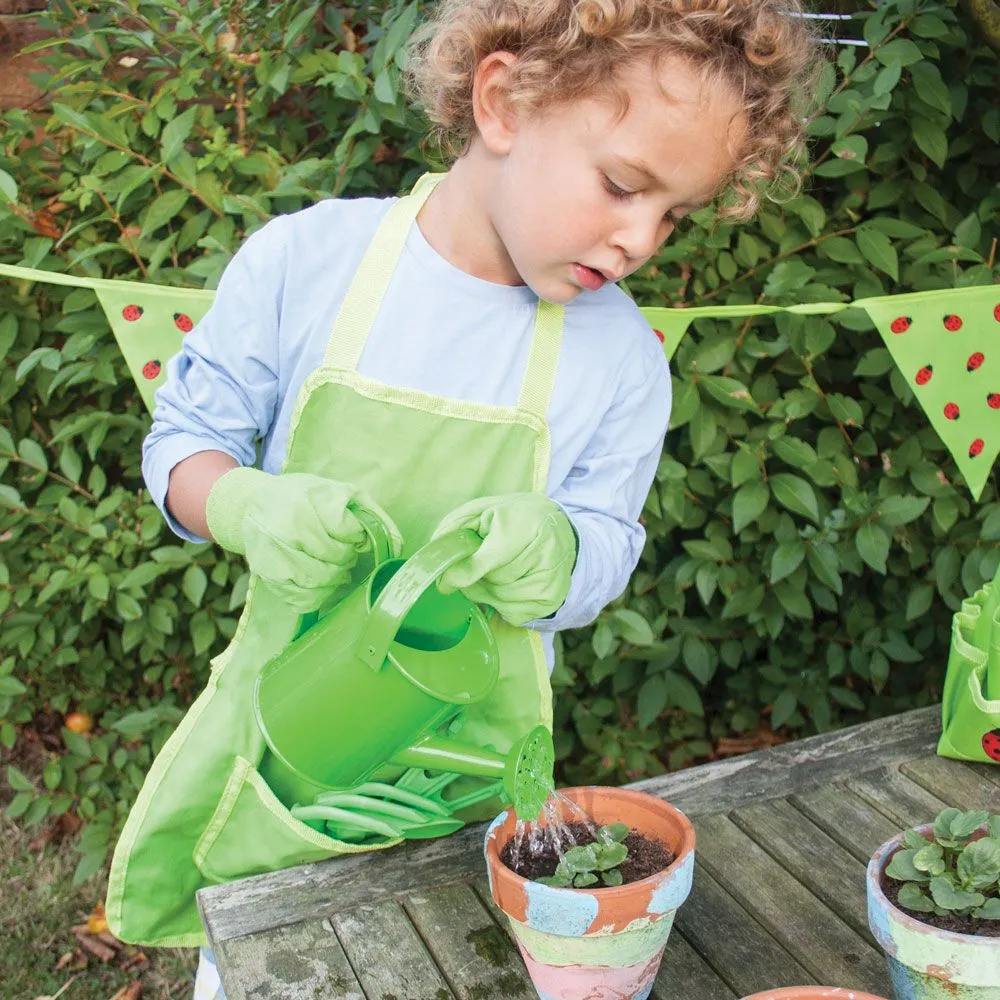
left=105, top=0, right=812, bottom=994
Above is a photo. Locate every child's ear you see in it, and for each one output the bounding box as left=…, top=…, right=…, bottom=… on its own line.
left=472, top=51, right=520, bottom=155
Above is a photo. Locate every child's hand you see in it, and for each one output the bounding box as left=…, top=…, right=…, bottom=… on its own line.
left=206, top=468, right=392, bottom=612
left=432, top=494, right=577, bottom=625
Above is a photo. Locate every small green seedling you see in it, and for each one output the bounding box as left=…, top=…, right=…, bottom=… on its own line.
left=886, top=808, right=1000, bottom=920
left=536, top=823, right=630, bottom=889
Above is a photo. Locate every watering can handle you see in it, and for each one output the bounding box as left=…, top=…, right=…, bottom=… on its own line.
left=356, top=528, right=482, bottom=671
left=347, top=501, right=395, bottom=565
left=293, top=502, right=397, bottom=639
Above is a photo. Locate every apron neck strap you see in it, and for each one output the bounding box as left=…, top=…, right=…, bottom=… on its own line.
left=323, top=172, right=564, bottom=420
left=324, top=174, right=442, bottom=370
left=518, top=300, right=563, bottom=418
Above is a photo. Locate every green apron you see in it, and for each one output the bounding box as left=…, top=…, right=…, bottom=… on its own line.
left=106, top=175, right=563, bottom=947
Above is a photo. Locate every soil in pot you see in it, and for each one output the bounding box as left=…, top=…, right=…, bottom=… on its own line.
left=499, top=821, right=674, bottom=885
left=881, top=868, right=1000, bottom=938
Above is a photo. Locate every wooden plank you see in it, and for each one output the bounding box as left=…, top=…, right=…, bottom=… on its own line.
left=846, top=767, right=950, bottom=829
left=729, top=798, right=872, bottom=943
left=900, top=756, right=1000, bottom=812
left=402, top=882, right=536, bottom=1000
left=631, top=706, right=939, bottom=814
left=198, top=707, right=940, bottom=942
left=790, top=786, right=901, bottom=864
left=212, top=917, right=365, bottom=1000
left=674, top=864, right=814, bottom=997
left=330, top=898, right=454, bottom=1000
left=651, top=930, right=738, bottom=1000
left=694, top=813, right=890, bottom=994
left=968, top=761, right=1000, bottom=787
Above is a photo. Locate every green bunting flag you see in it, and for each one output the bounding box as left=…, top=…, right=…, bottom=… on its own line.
left=1, top=262, right=998, bottom=499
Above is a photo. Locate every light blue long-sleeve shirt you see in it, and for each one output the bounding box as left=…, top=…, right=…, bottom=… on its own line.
left=143, top=195, right=672, bottom=659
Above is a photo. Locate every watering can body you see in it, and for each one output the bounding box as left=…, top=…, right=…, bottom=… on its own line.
left=254, top=527, right=503, bottom=807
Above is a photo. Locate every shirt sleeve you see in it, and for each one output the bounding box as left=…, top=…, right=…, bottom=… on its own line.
left=530, top=339, right=672, bottom=632
left=141, top=218, right=286, bottom=542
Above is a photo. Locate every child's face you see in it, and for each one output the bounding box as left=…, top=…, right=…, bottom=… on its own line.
left=486, top=55, right=746, bottom=304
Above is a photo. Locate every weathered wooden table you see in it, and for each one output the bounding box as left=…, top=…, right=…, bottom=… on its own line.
left=198, top=706, right=1000, bottom=1000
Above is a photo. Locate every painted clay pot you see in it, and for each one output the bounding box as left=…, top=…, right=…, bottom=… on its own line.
left=740, top=990, right=888, bottom=999
left=484, top=786, right=695, bottom=1000
left=867, top=824, right=1000, bottom=999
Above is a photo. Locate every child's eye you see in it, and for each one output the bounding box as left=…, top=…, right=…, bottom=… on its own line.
left=601, top=173, right=635, bottom=201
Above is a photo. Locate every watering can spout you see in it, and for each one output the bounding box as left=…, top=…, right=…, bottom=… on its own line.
left=390, top=724, right=555, bottom=821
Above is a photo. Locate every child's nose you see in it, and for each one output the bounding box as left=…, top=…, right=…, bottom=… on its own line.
left=612, top=210, right=674, bottom=264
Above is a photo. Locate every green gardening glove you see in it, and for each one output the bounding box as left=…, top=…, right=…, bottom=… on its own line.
left=206, top=467, right=401, bottom=613
left=432, top=494, right=577, bottom=626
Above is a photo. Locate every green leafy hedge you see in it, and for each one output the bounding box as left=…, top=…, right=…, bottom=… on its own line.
left=0, top=0, right=998, bottom=880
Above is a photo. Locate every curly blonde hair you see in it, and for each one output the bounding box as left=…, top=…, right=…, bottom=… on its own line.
left=406, top=0, right=815, bottom=220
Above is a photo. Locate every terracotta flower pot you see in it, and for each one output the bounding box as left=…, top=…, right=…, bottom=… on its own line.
left=867, top=824, right=1000, bottom=999
left=484, top=785, right=695, bottom=1000
left=740, top=990, right=888, bottom=999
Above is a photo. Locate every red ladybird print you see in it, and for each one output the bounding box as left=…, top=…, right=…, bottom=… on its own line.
left=944, top=402, right=960, bottom=420
left=988, top=394, right=1000, bottom=410
left=122, top=304, right=143, bottom=322
left=970, top=438, right=985, bottom=458
left=890, top=316, right=912, bottom=334
left=968, top=352, right=985, bottom=372
left=983, top=728, right=1000, bottom=762
left=915, top=366, right=933, bottom=386
left=142, top=359, right=161, bottom=380
left=994, top=304, right=1000, bottom=323
left=652, top=328, right=665, bottom=344
left=943, top=314, right=963, bottom=332
left=174, top=312, right=193, bottom=333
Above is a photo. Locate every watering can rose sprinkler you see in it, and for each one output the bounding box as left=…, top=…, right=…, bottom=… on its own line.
left=252, top=507, right=555, bottom=841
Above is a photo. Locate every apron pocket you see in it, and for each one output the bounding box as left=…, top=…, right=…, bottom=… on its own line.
left=193, top=756, right=397, bottom=884
left=938, top=662, right=1000, bottom=765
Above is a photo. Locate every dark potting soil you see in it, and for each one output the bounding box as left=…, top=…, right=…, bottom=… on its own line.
left=881, top=869, right=1000, bottom=938
left=500, top=822, right=674, bottom=886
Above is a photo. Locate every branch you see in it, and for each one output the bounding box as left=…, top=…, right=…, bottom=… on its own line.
left=960, top=0, right=1000, bottom=52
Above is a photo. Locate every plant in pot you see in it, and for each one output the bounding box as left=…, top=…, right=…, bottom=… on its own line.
left=867, top=807, right=1000, bottom=999
left=484, top=786, right=695, bottom=1000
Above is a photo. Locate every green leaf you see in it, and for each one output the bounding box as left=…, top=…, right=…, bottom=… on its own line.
left=563, top=845, right=598, bottom=873
left=183, top=565, right=208, bottom=608
left=909, top=62, right=951, bottom=116
left=636, top=674, right=667, bottom=728
left=141, top=188, right=189, bottom=236
left=912, top=118, right=948, bottom=169
left=975, top=898, right=1000, bottom=919
left=160, top=106, right=197, bottom=163
left=957, top=838, right=1000, bottom=886
left=855, top=523, right=890, bottom=574
left=771, top=690, right=797, bottom=729
left=857, top=228, right=899, bottom=281
left=897, top=882, right=935, bottom=913
left=732, top=481, right=769, bottom=533
left=886, top=849, right=930, bottom=883
left=769, top=474, right=819, bottom=523
left=6, top=764, right=34, bottom=792
left=573, top=872, right=599, bottom=888
left=0, top=168, right=16, bottom=204
left=601, top=868, right=624, bottom=887
left=594, top=843, right=628, bottom=870
left=601, top=823, right=629, bottom=844
left=613, top=609, right=654, bottom=646
left=929, top=877, right=985, bottom=912
left=876, top=39, right=924, bottom=66
left=770, top=542, right=805, bottom=583
left=877, top=495, right=930, bottom=527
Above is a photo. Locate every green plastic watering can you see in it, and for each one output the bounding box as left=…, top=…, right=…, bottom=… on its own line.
left=254, top=510, right=554, bottom=834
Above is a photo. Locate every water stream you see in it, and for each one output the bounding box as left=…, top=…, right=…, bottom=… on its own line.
left=508, top=787, right=602, bottom=872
